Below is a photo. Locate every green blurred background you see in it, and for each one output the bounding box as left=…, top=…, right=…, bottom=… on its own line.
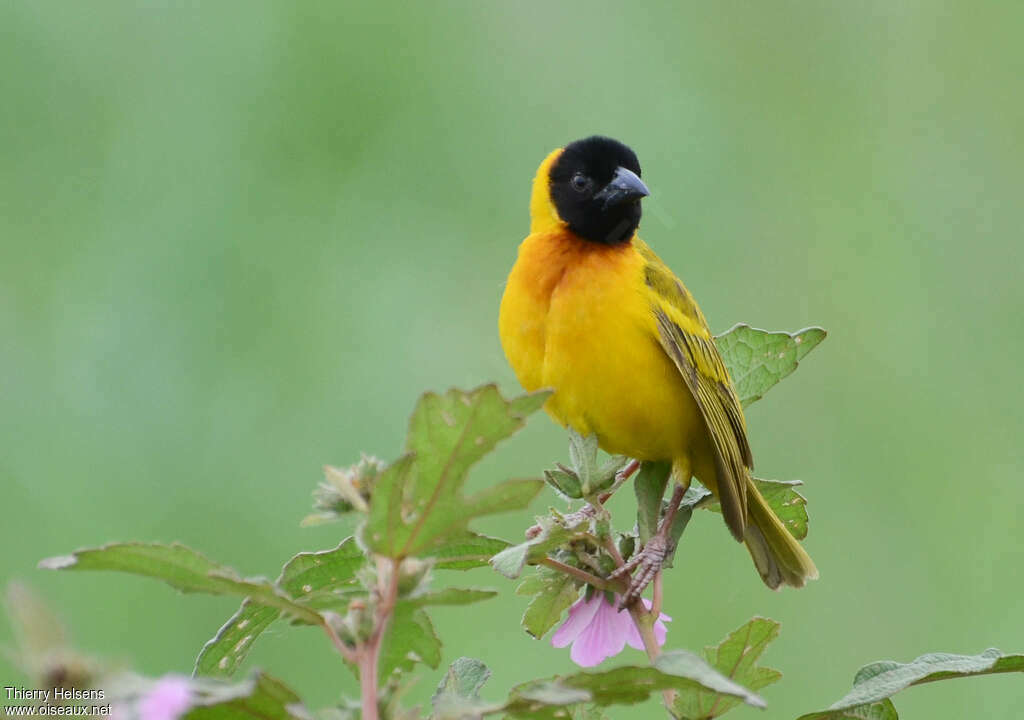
left=2, top=1, right=1022, bottom=717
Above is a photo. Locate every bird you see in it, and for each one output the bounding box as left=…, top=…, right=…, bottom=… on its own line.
left=499, top=136, right=817, bottom=605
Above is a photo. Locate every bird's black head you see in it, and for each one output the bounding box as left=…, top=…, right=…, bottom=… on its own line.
left=548, top=136, right=648, bottom=245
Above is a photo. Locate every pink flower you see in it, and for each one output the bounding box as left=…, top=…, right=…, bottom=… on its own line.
left=551, top=592, right=671, bottom=667
left=138, top=676, right=192, bottom=720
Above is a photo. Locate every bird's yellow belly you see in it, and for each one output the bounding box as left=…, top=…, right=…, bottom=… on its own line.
left=539, top=252, right=702, bottom=462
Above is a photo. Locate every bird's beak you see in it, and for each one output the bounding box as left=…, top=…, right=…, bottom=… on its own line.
left=594, top=166, right=650, bottom=210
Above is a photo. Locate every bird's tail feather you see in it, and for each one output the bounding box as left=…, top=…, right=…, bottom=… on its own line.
left=743, top=480, right=818, bottom=589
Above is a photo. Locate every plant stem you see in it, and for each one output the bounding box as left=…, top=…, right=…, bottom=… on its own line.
left=358, top=646, right=380, bottom=720
left=356, top=557, right=402, bottom=720
left=604, top=537, right=676, bottom=716
left=540, top=557, right=626, bottom=593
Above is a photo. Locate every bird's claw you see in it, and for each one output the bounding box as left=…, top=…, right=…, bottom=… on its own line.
left=609, top=533, right=668, bottom=609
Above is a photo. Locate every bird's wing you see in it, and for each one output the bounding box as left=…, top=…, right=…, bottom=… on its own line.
left=636, top=240, right=753, bottom=541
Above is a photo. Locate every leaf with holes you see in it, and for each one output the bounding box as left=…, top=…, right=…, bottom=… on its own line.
left=361, top=385, right=548, bottom=559
left=673, top=617, right=782, bottom=719
left=715, top=325, right=826, bottom=407
left=194, top=539, right=365, bottom=677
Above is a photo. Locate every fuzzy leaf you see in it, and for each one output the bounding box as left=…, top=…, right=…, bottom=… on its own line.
left=195, top=539, right=365, bottom=677
left=183, top=671, right=308, bottom=720
left=517, top=566, right=581, bottom=639
left=565, top=429, right=627, bottom=497
left=673, top=616, right=782, bottom=719
left=704, top=478, right=809, bottom=540
left=507, top=650, right=764, bottom=715
left=715, top=325, right=826, bottom=407
left=796, top=648, right=1024, bottom=718
left=303, top=455, right=387, bottom=524
left=379, top=603, right=442, bottom=678
left=490, top=514, right=591, bottom=579
left=38, top=543, right=322, bottom=625
left=431, top=657, right=495, bottom=720
left=431, top=532, right=510, bottom=571
left=407, top=588, right=498, bottom=607
left=634, top=461, right=671, bottom=545
left=361, top=386, right=548, bottom=559
left=797, top=699, right=899, bottom=720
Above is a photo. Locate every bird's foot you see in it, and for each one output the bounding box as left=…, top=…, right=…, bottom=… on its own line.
left=609, top=533, right=668, bottom=609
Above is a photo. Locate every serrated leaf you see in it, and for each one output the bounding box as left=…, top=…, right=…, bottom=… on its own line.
left=192, top=539, right=365, bottom=677
left=184, top=671, right=308, bottom=720
left=463, top=479, right=544, bottom=518
left=674, top=616, right=781, bottom=719
left=506, top=650, right=764, bottom=716
left=715, top=325, right=826, bottom=407
left=799, top=648, right=1024, bottom=716
left=38, top=543, right=323, bottom=626
left=565, top=429, right=627, bottom=497
left=407, top=588, right=498, bottom=607
left=704, top=478, right=809, bottom=540
left=517, top=567, right=581, bottom=639
left=431, top=532, right=510, bottom=570
left=797, top=699, right=898, bottom=720
left=362, top=386, right=547, bottom=559
left=544, top=468, right=583, bottom=500
left=195, top=602, right=282, bottom=678
left=379, top=603, right=442, bottom=679
left=490, top=514, right=591, bottom=579
left=431, top=657, right=497, bottom=720
left=634, top=462, right=671, bottom=545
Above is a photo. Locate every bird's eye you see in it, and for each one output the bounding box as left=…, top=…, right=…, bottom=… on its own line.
left=570, top=173, right=591, bottom=193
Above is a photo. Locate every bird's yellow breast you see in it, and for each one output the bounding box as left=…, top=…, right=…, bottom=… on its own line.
left=499, top=231, right=703, bottom=462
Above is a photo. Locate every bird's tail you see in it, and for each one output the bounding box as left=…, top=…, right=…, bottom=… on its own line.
left=743, top=479, right=818, bottom=589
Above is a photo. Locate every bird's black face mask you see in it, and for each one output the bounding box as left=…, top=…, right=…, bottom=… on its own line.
left=548, top=136, right=649, bottom=245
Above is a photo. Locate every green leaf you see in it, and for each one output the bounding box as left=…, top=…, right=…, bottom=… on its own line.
left=565, top=429, right=628, bottom=497
left=797, top=699, right=899, bottom=720
left=379, top=602, right=442, bottom=678
left=634, top=461, right=671, bottom=545
left=183, top=671, right=308, bottom=720
left=673, top=616, right=782, bottom=719
left=664, top=484, right=713, bottom=569
left=715, top=325, right=826, bottom=407
left=38, top=542, right=323, bottom=625
left=544, top=468, right=583, bottom=500
left=507, top=650, right=764, bottom=715
left=195, top=602, right=282, bottom=678
left=797, top=648, right=1024, bottom=718
left=431, top=657, right=496, bottom=720
left=407, top=588, right=498, bottom=607
left=362, top=386, right=548, bottom=559
left=192, top=539, right=365, bottom=677
left=704, top=478, right=809, bottom=540
left=517, top=566, right=581, bottom=639
left=490, top=514, right=591, bottom=579
left=431, top=532, right=510, bottom=570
